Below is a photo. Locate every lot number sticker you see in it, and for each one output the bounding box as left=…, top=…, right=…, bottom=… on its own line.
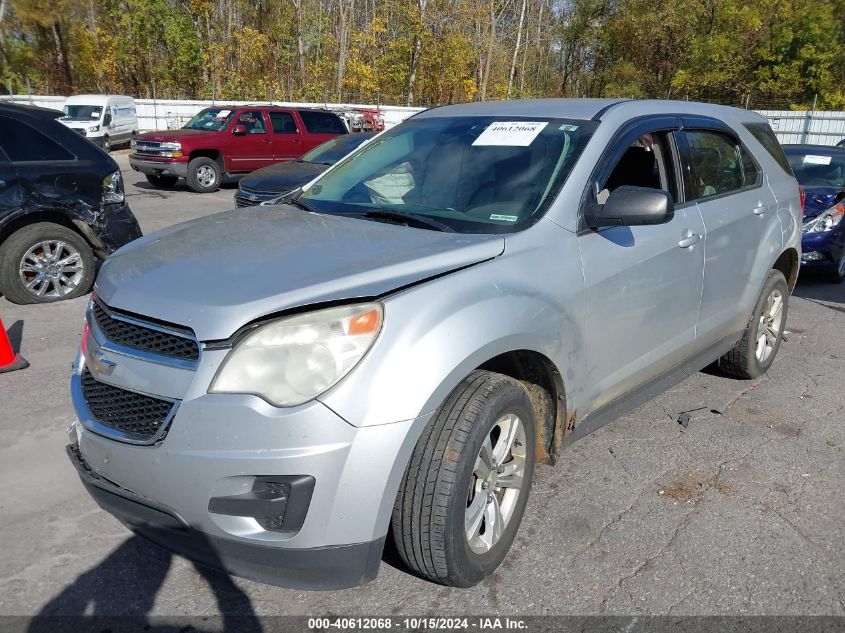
left=473, top=121, right=548, bottom=146
left=803, top=155, right=832, bottom=165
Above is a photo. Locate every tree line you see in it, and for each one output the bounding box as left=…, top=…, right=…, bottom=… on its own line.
left=1, top=0, right=843, bottom=109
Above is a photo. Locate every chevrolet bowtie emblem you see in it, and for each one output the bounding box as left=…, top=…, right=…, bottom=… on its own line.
left=90, top=350, right=116, bottom=377
left=249, top=194, right=258, bottom=201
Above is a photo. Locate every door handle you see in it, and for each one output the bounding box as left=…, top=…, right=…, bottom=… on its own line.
left=678, top=230, right=701, bottom=248
left=753, top=201, right=767, bottom=215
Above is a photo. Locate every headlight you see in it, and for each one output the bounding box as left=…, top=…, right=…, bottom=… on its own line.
left=130, top=139, right=137, bottom=149
left=88, top=125, right=100, bottom=133
left=160, top=142, right=182, bottom=151
left=803, top=202, right=844, bottom=233
left=209, top=303, right=383, bottom=407
left=102, top=170, right=124, bottom=204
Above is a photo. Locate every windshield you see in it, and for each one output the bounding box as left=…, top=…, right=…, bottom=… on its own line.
left=299, top=116, right=597, bottom=233
left=786, top=151, right=845, bottom=189
left=183, top=108, right=235, bottom=131
left=62, top=105, right=102, bottom=121
left=301, top=134, right=372, bottom=165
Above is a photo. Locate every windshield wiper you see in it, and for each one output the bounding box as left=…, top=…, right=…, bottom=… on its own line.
left=360, top=209, right=455, bottom=232
left=287, top=195, right=315, bottom=213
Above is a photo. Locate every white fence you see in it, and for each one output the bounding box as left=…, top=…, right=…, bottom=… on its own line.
left=3, top=95, right=845, bottom=146
left=0, top=95, right=424, bottom=131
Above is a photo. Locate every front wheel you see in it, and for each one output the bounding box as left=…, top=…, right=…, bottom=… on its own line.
left=824, top=251, right=845, bottom=283
left=146, top=174, right=179, bottom=188
left=186, top=157, right=221, bottom=193
left=101, top=135, right=110, bottom=152
left=719, top=269, right=788, bottom=379
left=0, top=223, right=95, bottom=304
left=391, top=370, right=536, bottom=587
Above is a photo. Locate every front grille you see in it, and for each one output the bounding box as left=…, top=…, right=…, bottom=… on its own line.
left=92, top=300, right=199, bottom=361
left=81, top=368, right=175, bottom=441
left=235, top=188, right=281, bottom=208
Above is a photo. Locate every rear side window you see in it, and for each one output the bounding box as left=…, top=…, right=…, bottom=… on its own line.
left=269, top=111, right=298, bottom=134
left=744, top=122, right=794, bottom=176
left=298, top=111, right=347, bottom=134
left=0, top=116, right=75, bottom=162
left=684, top=130, right=752, bottom=200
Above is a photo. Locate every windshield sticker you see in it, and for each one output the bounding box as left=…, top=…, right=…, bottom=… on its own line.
left=803, top=154, right=832, bottom=165
left=215, top=110, right=231, bottom=118
left=490, top=214, right=518, bottom=222
left=473, top=121, right=548, bottom=147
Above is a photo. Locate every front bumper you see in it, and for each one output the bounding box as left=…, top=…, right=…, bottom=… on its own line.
left=128, top=156, right=189, bottom=178
left=67, top=444, right=384, bottom=589
left=800, top=228, right=844, bottom=268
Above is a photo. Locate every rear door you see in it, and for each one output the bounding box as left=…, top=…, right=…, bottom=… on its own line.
left=296, top=110, right=347, bottom=153
left=677, top=120, right=781, bottom=349
left=0, top=146, right=21, bottom=218
left=577, top=116, right=706, bottom=413
left=228, top=109, right=274, bottom=173
left=268, top=110, right=304, bottom=161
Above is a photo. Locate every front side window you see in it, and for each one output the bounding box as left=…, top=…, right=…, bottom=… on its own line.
left=299, top=116, right=597, bottom=234
left=597, top=132, right=676, bottom=204
left=236, top=110, right=266, bottom=134
left=684, top=130, right=752, bottom=200
left=299, top=111, right=347, bottom=134
left=183, top=108, right=235, bottom=131
left=0, top=117, right=75, bottom=162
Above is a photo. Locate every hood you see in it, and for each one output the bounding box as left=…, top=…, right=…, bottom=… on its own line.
left=802, top=186, right=844, bottom=219
left=136, top=129, right=219, bottom=143
left=239, top=161, right=326, bottom=194
left=95, top=206, right=505, bottom=341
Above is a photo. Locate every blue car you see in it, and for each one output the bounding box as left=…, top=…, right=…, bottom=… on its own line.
left=783, top=144, right=845, bottom=283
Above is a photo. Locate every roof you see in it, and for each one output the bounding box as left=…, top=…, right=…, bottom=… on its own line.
left=782, top=144, right=845, bottom=153
left=412, top=98, right=767, bottom=124
left=0, top=102, right=63, bottom=119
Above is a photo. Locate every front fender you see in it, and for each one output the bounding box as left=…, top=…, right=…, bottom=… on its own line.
left=319, top=251, right=584, bottom=428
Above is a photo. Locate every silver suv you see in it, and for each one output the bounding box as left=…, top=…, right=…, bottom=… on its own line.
left=68, top=99, right=800, bottom=589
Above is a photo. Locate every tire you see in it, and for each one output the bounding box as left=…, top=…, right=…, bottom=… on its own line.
left=146, top=174, right=179, bottom=188
left=0, top=223, right=95, bottom=304
left=719, top=269, right=788, bottom=379
left=391, top=370, right=536, bottom=587
left=823, top=252, right=845, bottom=283
left=186, top=157, right=221, bottom=193
left=102, top=135, right=110, bottom=152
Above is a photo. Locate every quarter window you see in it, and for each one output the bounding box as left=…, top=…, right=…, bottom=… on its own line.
left=269, top=111, right=298, bottom=134
left=684, top=130, right=754, bottom=200
left=298, top=111, right=347, bottom=134
left=0, top=116, right=75, bottom=162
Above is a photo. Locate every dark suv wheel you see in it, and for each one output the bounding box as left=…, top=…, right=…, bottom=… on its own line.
left=146, top=174, right=179, bottom=188
left=0, top=222, right=95, bottom=304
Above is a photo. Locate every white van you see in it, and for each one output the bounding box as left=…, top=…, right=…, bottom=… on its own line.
left=60, top=95, right=138, bottom=152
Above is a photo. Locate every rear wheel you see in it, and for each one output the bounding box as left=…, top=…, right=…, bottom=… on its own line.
left=391, top=370, right=536, bottom=587
left=0, top=223, right=95, bottom=304
left=186, top=157, right=221, bottom=193
left=146, top=174, right=179, bottom=188
left=719, top=270, right=788, bottom=379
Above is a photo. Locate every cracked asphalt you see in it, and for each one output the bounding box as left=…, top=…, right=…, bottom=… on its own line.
left=0, top=154, right=842, bottom=618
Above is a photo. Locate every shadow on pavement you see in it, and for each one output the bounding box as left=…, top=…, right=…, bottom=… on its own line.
left=794, top=275, right=845, bottom=310
left=27, top=534, right=263, bottom=633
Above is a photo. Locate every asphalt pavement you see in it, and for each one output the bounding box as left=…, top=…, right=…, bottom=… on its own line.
left=0, top=153, right=843, bottom=618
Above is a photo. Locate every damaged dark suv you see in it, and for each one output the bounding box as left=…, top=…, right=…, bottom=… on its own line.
left=0, top=103, right=142, bottom=304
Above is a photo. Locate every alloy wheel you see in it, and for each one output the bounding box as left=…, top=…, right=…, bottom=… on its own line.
left=18, top=240, right=85, bottom=299
left=756, top=288, right=784, bottom=363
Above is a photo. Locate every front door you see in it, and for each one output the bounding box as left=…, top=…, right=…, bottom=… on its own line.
left=228, top=110, right=274, bottom=173
left=677, top=124, right=781, bottom=349
left=0, top=148, right=20, bottom=216
left=577, top=122, right=706, bottom=413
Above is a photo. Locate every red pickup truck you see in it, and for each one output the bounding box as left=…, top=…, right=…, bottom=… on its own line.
left=129, top=106, right=348, bottom=193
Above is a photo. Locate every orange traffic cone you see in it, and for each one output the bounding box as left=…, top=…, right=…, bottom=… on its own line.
left=0, top=318, right=28, bottom=374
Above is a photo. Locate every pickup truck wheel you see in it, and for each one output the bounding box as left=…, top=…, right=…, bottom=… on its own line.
left=391, top=370, right=536, bottom=587
left=719, top=270, right=788, bottom=379
left=186, top=157, right=221, bottom=193
left=0, top=223, right=94, bottom=304
left=146, top=174, right=179, bottom=188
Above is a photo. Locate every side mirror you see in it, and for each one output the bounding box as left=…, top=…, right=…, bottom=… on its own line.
left=233, top=124, right=247, bottom=136
left=586, top=185, right=674, bottom=228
